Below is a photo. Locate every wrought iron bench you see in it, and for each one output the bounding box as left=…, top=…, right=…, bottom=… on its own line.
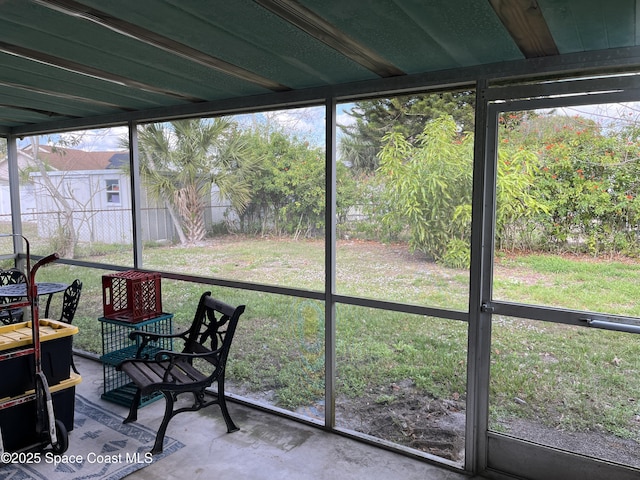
left=117, top=292, right=245, bottom=454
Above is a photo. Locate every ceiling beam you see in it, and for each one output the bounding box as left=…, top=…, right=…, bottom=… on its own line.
left=33, top=0, right=291, bottom=92
left=255, top=0, right=405, bottom=78
left=0, top=103, right=72, bottom=119
left=0, top=80, right=133, bottom=111
left=488, top=0, right=559, bottom=58
left=0, top=40, right=204, bottom=102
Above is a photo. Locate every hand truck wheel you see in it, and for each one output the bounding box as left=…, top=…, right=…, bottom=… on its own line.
left=51, top=419, right=68, bottom=454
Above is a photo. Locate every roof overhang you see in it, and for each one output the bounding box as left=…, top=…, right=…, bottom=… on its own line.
left=1, top=0, right=639, bottom=136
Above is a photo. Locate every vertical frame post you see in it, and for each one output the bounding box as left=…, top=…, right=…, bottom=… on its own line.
left=128, top=121, right=143, bottom=268
left=7, top=135, right=25, bottom=269
left=325, top=96, right=337, bottom=429
left=466, top=78, right=496, bottom=474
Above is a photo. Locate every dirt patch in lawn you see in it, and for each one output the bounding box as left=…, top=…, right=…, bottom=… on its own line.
left=230, top=378, right=465, bottom=462
left=332, top=379, right=466, bottom=462
left=296, top=384, right=640, bottom=468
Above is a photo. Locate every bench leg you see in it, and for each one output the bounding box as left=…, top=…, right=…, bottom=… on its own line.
left=151, top=391, right=175, bottom=455
left=123, top=388, right=142, bottom=424
left=217, top=378, right=239, bottom=433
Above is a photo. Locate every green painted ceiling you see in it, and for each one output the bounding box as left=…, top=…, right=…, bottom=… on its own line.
left=0, top=0, right=639, bottom=133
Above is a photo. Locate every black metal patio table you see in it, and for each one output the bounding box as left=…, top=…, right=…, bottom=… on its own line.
left=0, top=282, right=68, bottom=318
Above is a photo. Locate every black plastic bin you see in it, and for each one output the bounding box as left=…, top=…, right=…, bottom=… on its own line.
left=0, top=373, right=81, bottom=452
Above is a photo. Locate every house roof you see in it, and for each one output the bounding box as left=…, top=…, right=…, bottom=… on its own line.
left=19, top=144, right=125, bottom=171
left=1, top=1, right=639, bottom=136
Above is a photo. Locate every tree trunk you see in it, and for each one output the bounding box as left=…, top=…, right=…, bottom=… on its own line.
left=174, top=185, right=206, bottom=243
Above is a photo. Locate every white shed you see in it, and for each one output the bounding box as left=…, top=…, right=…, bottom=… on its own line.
left=31, top=169, right=135, bottom=244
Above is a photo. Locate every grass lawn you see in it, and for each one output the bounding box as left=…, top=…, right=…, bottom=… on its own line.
left=21, top=235, right=640, bottom=445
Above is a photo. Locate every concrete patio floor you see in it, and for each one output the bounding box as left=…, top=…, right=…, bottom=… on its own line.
left=72, top=355, right=484, bottom=480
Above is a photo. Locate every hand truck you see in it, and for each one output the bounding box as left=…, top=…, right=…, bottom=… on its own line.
left=0, top=235, right=67, bottom=454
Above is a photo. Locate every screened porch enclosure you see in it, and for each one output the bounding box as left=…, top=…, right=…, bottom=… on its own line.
left=4, top=77, right=640, bottom=480
left=2, top=2, right=640, bottom=480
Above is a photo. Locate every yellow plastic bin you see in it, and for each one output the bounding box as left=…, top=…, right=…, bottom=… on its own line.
left=0, top=319, right=79, bottom=400
left=0, top=372, right=81, bottom=452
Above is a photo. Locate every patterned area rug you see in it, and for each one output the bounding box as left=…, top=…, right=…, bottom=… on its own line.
left=0, top=395, right=184, bottom=480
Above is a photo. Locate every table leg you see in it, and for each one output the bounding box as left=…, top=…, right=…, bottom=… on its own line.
left=44, top=294, right=54, bottom=318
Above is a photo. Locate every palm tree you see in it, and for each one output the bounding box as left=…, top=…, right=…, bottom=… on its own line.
left=137, top=117, right=259, bottom=244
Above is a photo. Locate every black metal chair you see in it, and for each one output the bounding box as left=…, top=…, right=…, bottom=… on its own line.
left=56, top=279, right=83, bottom=374
left=0, top=268, right=27, bottom=325
left=117, top=292, right=245, bottom=454
left=59, top=279, right=82, bottom=324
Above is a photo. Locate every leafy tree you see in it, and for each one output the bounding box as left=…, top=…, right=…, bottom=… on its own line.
left=136, top=118, right=260, bottom=244
left=500, top=111, right=640, bottom=256
left=535, top=119, right=640, bottom=255
left=241, top=129, right=355, bottom=237
left=339, top=91, right=475, bottom=175
left=337, top=127, right=379, bottom=176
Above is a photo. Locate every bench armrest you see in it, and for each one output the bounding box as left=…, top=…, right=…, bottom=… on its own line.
left=129, top=329, right=188, bottom=358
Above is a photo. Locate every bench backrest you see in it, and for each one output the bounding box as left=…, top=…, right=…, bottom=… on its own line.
left=183, top=292, right=245, bottom=371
